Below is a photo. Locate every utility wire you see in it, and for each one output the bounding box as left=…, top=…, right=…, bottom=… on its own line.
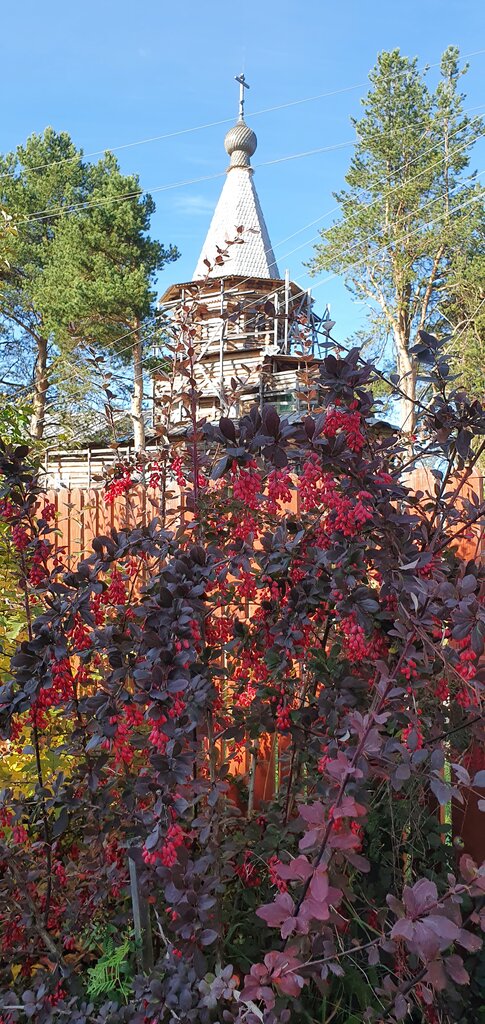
left=7, top=125, right=485, bottom=412
left=32, top=122, right=485, bottom=408
left=271, top=111, right=485, bottom=256
left=0, top=86, right=365, bottom=182
left=12, top=99, right=485, bottom=237
left=2, top=46, right=484, bottom=181
left=36, top=174, right=485, bottom=423
left=15, top=140, right=358, bottom=226
left=13, top=107, right=485, bottom=228
left=18, top=174, right=485, bottom=425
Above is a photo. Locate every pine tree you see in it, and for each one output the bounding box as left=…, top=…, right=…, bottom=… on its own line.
left=310, top=47, right=484, bottom=430
left=0, top=130, right=179, bottom=445
left=443, top=205, right=485, bottom=399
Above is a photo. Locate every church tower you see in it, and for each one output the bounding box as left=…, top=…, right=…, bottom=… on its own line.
left=155, top=77, right=319, bottom=427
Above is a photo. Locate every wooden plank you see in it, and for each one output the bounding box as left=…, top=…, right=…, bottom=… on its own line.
left=69, top=489, right=83, bottom=564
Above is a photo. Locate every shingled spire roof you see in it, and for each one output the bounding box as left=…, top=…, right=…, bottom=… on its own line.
left=192, top=82, right=280, bottom=281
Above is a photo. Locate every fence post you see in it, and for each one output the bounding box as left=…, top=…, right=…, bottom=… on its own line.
left=129, top=857, right=154, bottom=973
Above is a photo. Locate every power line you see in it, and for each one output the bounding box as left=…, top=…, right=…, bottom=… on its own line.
left=3, top=46, right=484, bottom=182
left=0, top=86, right=366, bottom=183
left=271, top=108, right=485, bottom=255
left=293, top=180, right=485, bottom=300
left=37, top=174, right=485, bottom=423
left=6, top=123, right=485, bottom=412
left=17, top=168, right=485, bottom=424
left=15, top=140, right=358, bottom=226
left=12, top=97, right=485, bottom=235
left=12, top=112, right=485, bottom=230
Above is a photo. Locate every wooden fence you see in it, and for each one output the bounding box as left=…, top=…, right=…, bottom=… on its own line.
left=44, top=471, right=484, bottom=566
left=42, top=472, right=485, bottom=859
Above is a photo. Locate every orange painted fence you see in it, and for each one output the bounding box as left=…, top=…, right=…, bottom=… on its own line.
left=44, top=471, right=484, bottom=566
left=42, top=472, right=485, bottom=857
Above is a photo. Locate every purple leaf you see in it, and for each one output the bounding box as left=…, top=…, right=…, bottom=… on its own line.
left=425, top=915, right=460, bottom=946
left=457, top=928, right=482, bottom=953
left=298, top=801, right=325, bottom=825
left=391, top=919, right=415, bottom=942
left=299, top=829, right=320, bottom=851
left=309, top=868, right=329, bottom=902
left=445, top=954, right=470, bottom=986
left=394, top=993, right=409, bottom=1020
left=403, top=879, right=438, bottom=916
left=425, top=959, right=448, bottom=991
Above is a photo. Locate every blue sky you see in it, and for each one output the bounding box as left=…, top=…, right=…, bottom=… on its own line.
left=3, top=0, right=485, bottom=341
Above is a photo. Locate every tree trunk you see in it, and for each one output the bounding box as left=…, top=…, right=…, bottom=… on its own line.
left=30, top=335, right=48, bottom=441
left=131, top=320, right=145, bottom=451
left=394, top=332, right=417, bottom=434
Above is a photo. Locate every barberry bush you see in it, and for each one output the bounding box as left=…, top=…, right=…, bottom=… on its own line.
left=0, top=335, right=485, bottom=1023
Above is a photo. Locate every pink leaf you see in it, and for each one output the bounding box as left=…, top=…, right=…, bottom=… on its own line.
left=309, top=868, right=329, bottom=902
left=425, top=915, right=460, bottom=948
left=425, top=959, right=448, bottom=991
left=276, top=855, right=313, bottom=882
left=304, top=896, right=331, bottom=921
left=298, top=800, right=326, bottom=825
left=299, top=828, right=320, bottom=851
left=256, top=892, right=295, bottom=929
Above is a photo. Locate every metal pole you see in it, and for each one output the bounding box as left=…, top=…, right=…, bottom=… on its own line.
left=219, top=279, right=225, bottom=411
left=307, top=290, right=313, bottom=355
left=284, top=269, right=290, bottom=353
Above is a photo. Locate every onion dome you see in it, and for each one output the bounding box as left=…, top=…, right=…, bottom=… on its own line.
left=224, top=119, right=257, bottom=169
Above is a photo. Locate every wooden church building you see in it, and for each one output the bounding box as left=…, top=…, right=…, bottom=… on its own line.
left=43, top=78, right=330, bottom=488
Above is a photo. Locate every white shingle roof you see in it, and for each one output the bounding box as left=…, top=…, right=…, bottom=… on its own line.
left=192, top=166, right=280, bottom=281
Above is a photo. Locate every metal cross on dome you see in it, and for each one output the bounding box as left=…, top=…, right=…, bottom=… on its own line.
left=235, top=73, right=250, bottom=120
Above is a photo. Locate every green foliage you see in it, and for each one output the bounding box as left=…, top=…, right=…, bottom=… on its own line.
left=310, top=47, right=484, bottom=426
left=0, top=207, right=17, bottom=282
left=0, top=129, right=179, bottom=441
left=35, top=150, right=178, bottom=356
left=0, top=534, right=24, bottom=681
left=0, top=404, right=31, bottom=679
left=86, top=936, right=133, bottom=1003
left=444, top=207, right=485, bottom=399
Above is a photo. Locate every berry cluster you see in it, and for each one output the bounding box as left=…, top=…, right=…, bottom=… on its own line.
left=142, top=823, right=185, bottom=868
left=171, top=455, right=186, bottom=488
left=275, top=701, right=291, bottom=732
left=402, top=721, right=424, bottom=750
left=11, top=524, right=30, bottom=551
left=101, top=707, right=145, bottom=767
left=234, top=850, right=261, bottom=887
left=0, top=498, right=14, bottom=520
left=299, top=456, right=373, bottom=537
left=268, top=855, right=288, bottom=893
left=266, top=468, right=293, bottom=513
left=29, top=657, right=74, bottom=727
left=323, top=405, right=365, bottom=453
left=28, top=539, right=51, bottom=586
left=434, top=677, right=450, bottom=701
left=339, top=614, right=387, bottom=664
left=232, top=460, right=261, bottom=509
left=104, top=470, right=133, bottom=505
